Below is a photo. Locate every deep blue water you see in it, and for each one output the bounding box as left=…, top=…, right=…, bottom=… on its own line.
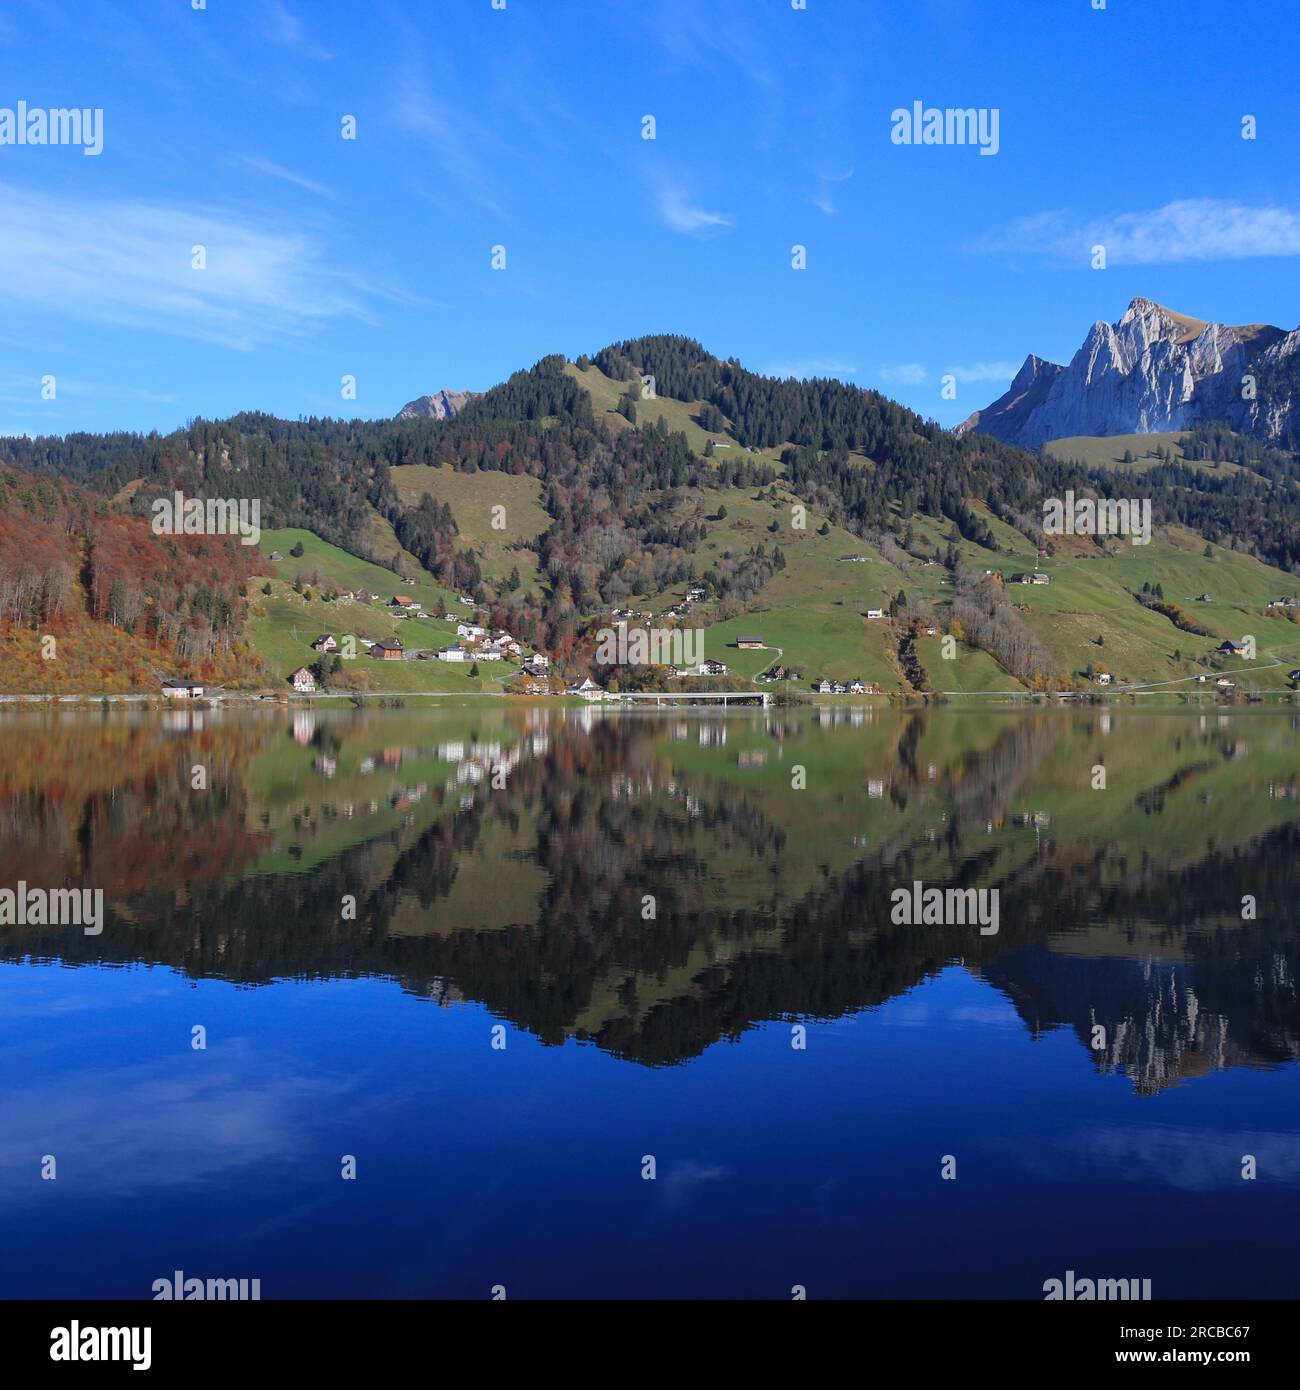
left=2, top=704, right=1298, bottom=1298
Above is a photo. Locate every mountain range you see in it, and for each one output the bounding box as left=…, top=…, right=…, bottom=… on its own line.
left=959, top=297, right=1300, bottom=449
left=4, top=331, right=1300, bottom=695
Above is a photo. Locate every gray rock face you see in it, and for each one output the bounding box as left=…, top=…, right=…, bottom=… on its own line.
left=397, top=388, right=476, bottom=421
left=959, top=298, right=1297, bottom=448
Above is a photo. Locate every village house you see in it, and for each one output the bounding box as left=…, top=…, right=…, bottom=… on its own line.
left=735, top=636, right=765, bottom=650
left=436, top=645, right=468, bottom=662
left=866, top=608, right=884, bottom=620
left=847, top=679, right=867, bottom=694
left=1031, top=572, right=1051, bottom=584
left=811, top=678, right=834, bottom=694
left=370, top=637, right=405, bottom=661
left=1216, top=677, right=1236, bottom=688
left=522, top=653, right=550, bottom=673
left=161, top=677, right=204, bottom=699
left=1196, top=593, right=1212, bottom=603
left=696, top=658, right=728, bottom=677
left=1217, top=640, right=1247, bottom=655
left=570, top=676, right=603, bottom=699
left=311, top=635, right=338, bottom=653
left=457, top=622, right=487, bottom=640
left=389, top=595, right=415, bottom=609
left=1094, top=672, right=1113, bottom=685
left=291, top=666, right=316, bottom=692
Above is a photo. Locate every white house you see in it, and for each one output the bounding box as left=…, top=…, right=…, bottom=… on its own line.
left=522, top=653, right=550, bottom=673
left=457, top=622, right=487, bottom=640
left=291, top=666, right=316, bottom=692
left=437, top=645, right=469, bottom=662
left=866, top=608, right=884, bottom=619
left=162, top=678, right=204, bottom=699
left=696, top=659, right=728, bottom=677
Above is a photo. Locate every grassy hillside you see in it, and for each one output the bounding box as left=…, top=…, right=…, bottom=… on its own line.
left=1044, top=431, right=1250, bottom=479
left=246, top=528, right=519, bottom=693
left=388, top=464, right=548, bottom=588
left=566, top=360, right=739, bottom=456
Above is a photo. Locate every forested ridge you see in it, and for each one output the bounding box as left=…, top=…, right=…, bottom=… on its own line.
left=3, top=335, right=1300, bottom=676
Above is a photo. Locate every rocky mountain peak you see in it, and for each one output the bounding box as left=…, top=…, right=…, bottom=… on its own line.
left=397, top=388, right=476, bottom=421
left=961, top=300, right=1296, bottom=449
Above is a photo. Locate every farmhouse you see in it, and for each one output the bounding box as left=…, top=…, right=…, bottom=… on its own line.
left=1094, top=672, right=1112, bottom=685
left=161, top=678, right=204, bottom=699
left=735, top=637, right=764, bottom=650
left=290, top=666, right=316, bottom=692
left=370, top=638, right=405, bottom=661
left=389, top=595, right=415, bottom=609
left=866, top=608, right=884, bottom=620
left=311, top=635, right=338, bottom=653
left=1217, top=640, right=1246, bottom=655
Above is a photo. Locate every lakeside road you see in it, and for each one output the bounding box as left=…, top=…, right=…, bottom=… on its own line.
left=0, top=689, right=513, bottom=704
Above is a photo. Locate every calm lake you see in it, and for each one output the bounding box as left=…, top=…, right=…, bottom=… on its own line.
left=2, top=702, right=1299, bottom=1299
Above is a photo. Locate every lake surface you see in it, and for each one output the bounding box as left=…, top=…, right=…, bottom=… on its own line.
left=2, top=702, right=1299, bottom=1299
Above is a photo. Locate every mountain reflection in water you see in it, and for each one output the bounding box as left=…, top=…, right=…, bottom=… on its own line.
left=4, top=703, right=1298, bottom=1089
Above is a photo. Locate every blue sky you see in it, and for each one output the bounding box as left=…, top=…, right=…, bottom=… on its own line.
left=2, top=0, right=1299, bottom=437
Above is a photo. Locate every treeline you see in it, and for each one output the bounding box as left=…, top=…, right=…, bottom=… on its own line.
left=0, top=465, right=258, bottom=677
left=952, top=572, right=1056, bottom=686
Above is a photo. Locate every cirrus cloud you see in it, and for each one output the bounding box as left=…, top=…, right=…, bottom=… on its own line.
left=978, top=198, right=1300, bottom=265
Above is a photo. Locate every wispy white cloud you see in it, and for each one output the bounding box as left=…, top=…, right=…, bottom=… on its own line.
left=979, top=198, right=1300, bottom=265
left=266, top=1, right=334, bottom=61
left=655, top=178, right=734, bottom=237
left=392, top=72, right=503, bottom=214
left=879, top=363, right=928, bottom=386
left=649, top=0, right=777, bottom=89
left=761, top=358, right=857, bottom=380
left=810, top=165, right=853, bottom=217
left=235, top=154, right=334, bottom=199
left=944, top=361, right=1021, bottom=384
left=0, top=183, right=396, bottom=351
